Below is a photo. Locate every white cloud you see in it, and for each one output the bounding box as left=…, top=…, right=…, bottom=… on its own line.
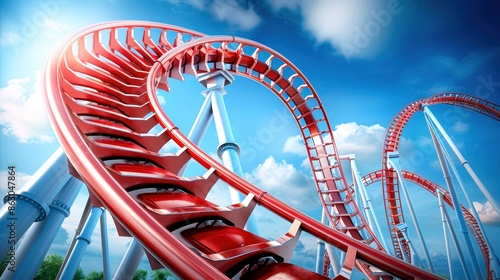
left=282, top=135, right=307, bottom=156
left=332, top=122, right=385, bottom=155
left=282, top=122, right=391, bottom=172
left=0, top=170, right=32, bottom=196
left=452, top=121, right=469, bottom=133
left=473, top=201, right=500, bottom=225
left=211, top=0, right=260, bottom=30
left=0, top=72, right=54, bottom=143
left=157, top=95, right=166, bottom=105
left=167, top=0, right=261, bottom=30
left=333, top=122, right=388, bottom=171
left=244, top=156, right=319, bottom=210
left=267, top=0, right=401, bottom=59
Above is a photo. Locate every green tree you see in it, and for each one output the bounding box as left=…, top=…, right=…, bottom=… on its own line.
left=85, top=270, right=104, bottom=280
left=133, top=269, right=148, bottom=280
left=151, top=268, right=177, bottom=280
left=34, top=254, right=84, bottom=280
left=0, top=256, right=8, bottom=276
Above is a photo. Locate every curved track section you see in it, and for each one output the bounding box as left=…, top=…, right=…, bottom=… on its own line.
left=44, top=21, right=439, bottom=279
left=363, top=170, right=492, bottom=279
left=381, top=93, right=500, bottom=260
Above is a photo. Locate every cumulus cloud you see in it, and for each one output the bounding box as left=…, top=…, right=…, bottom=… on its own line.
left=283, top=122, right=390, bottom=171
left=0, top=72, right=54, bottom=143
left=167, top=0, right=261, bottom=30
left=332, top=122, right=385, bottom=156
left=267, top=0, right=403, bottom=59
left=282, top=135, right=307, bottom=157
left=473, top=201, right=500, bottom=225
left=244, top=156, right=319, bottom=210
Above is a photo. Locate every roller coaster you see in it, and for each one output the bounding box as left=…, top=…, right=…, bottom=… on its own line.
left=0, top=21, right=499, bottom=279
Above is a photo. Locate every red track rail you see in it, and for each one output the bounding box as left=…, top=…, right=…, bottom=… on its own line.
left=43, top=21, right=440, bottom=279
left=381, top=93, right=500, bottom=261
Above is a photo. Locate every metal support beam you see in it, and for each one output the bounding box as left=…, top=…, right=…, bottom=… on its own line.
left=59, top=206, right=104, bottom=279
left=437, top=191, right=455, bottom=280
left=439, top=134, right=500, bottom=278
left=0, top=148, right=70, bottom=259
left=199, top=69, right=258, bottom=233
left=438, top=190, right=472, bottom=280
left=388, top=152, right=435, bottom=273
left=424, top=109, right=483, bottom=279
left=100, top=210, right=111, bottom=280
left=325, top=244, right=341, bottom=276
left=316, top=206, right=326, bottom=274
left=0, top=177, right=81, bottom=279
left=423, top=106, right=500, bottom=216
left=113, top=239, right=144, bottom=280
left=344, top=154, right=389, bottom=251
left=396, top=223, right=422, bottom=267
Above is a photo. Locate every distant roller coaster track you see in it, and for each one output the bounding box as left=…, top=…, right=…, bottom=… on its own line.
left=362, top=170, right=492, bottom=280
left=380, top=93, right=500, bottom=264
left=43, top=20, right=474, bottom=279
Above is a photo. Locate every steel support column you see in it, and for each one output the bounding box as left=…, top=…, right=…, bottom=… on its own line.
left=396, top=223, right=422, bottom=267
left=59, top=206, right=104, bottom=279
left=439, top=133, right=500, bottom=278
left=388, top=152, right=435, bottom=272
left=437, top=190, right=456, bottom=280
left=0, top=177, right=81, bottom=279
left=199, top=69, right=258, bottom=233
left=316, top=206, right=326, bottom=274
left=424, top=109, right=483, bottom=279
left=100, top=210, right=110, bottom=280
left=423, top=106, right=500, bottom=217
left=0, top=148, right=70, bottom=259
left=344, top=154, right=389, bottom=251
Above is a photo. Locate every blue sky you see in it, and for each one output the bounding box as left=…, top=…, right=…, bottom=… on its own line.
left=1, top=0, right=499, bottom=278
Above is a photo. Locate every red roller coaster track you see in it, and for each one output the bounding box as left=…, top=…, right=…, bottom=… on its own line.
left=363, top=170, right=492, bottom=280
left=381, top=93, right=500, bottom=262
left=43, top=21, right=441, bottom=279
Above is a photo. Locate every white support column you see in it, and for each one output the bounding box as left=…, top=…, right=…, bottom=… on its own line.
left=0, top=148, right=71, bottom=259
left=438, top=190, right=472, bottom=280
left=439, top=133, right=500, bottom=278
left=100, top=210, right=111, bottom=280
left=325, top=244, right=340, bottom=277
left=423, top=106, right=500, bottom=216
left=59, top=206, right=104, bottom=279
left=316, top=207, right=326, bottom=274
left=199, top=71, right=242, bottom=202
left=178, top=90, right=214, bottom=175
left=396, top=223, right=422, bottom=267
left=0, top=177, right=82, bottom=279
left=198, top=70, right=258, bottom=233
left=437, top=190, right=455, bottom=280
left=113, top=239, right=144, bottom=280
left=387, top=152, right=435, bottom=273
left=343, top=154, right=389, bottom=251
left=424, top=109, right=483, bottom=279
